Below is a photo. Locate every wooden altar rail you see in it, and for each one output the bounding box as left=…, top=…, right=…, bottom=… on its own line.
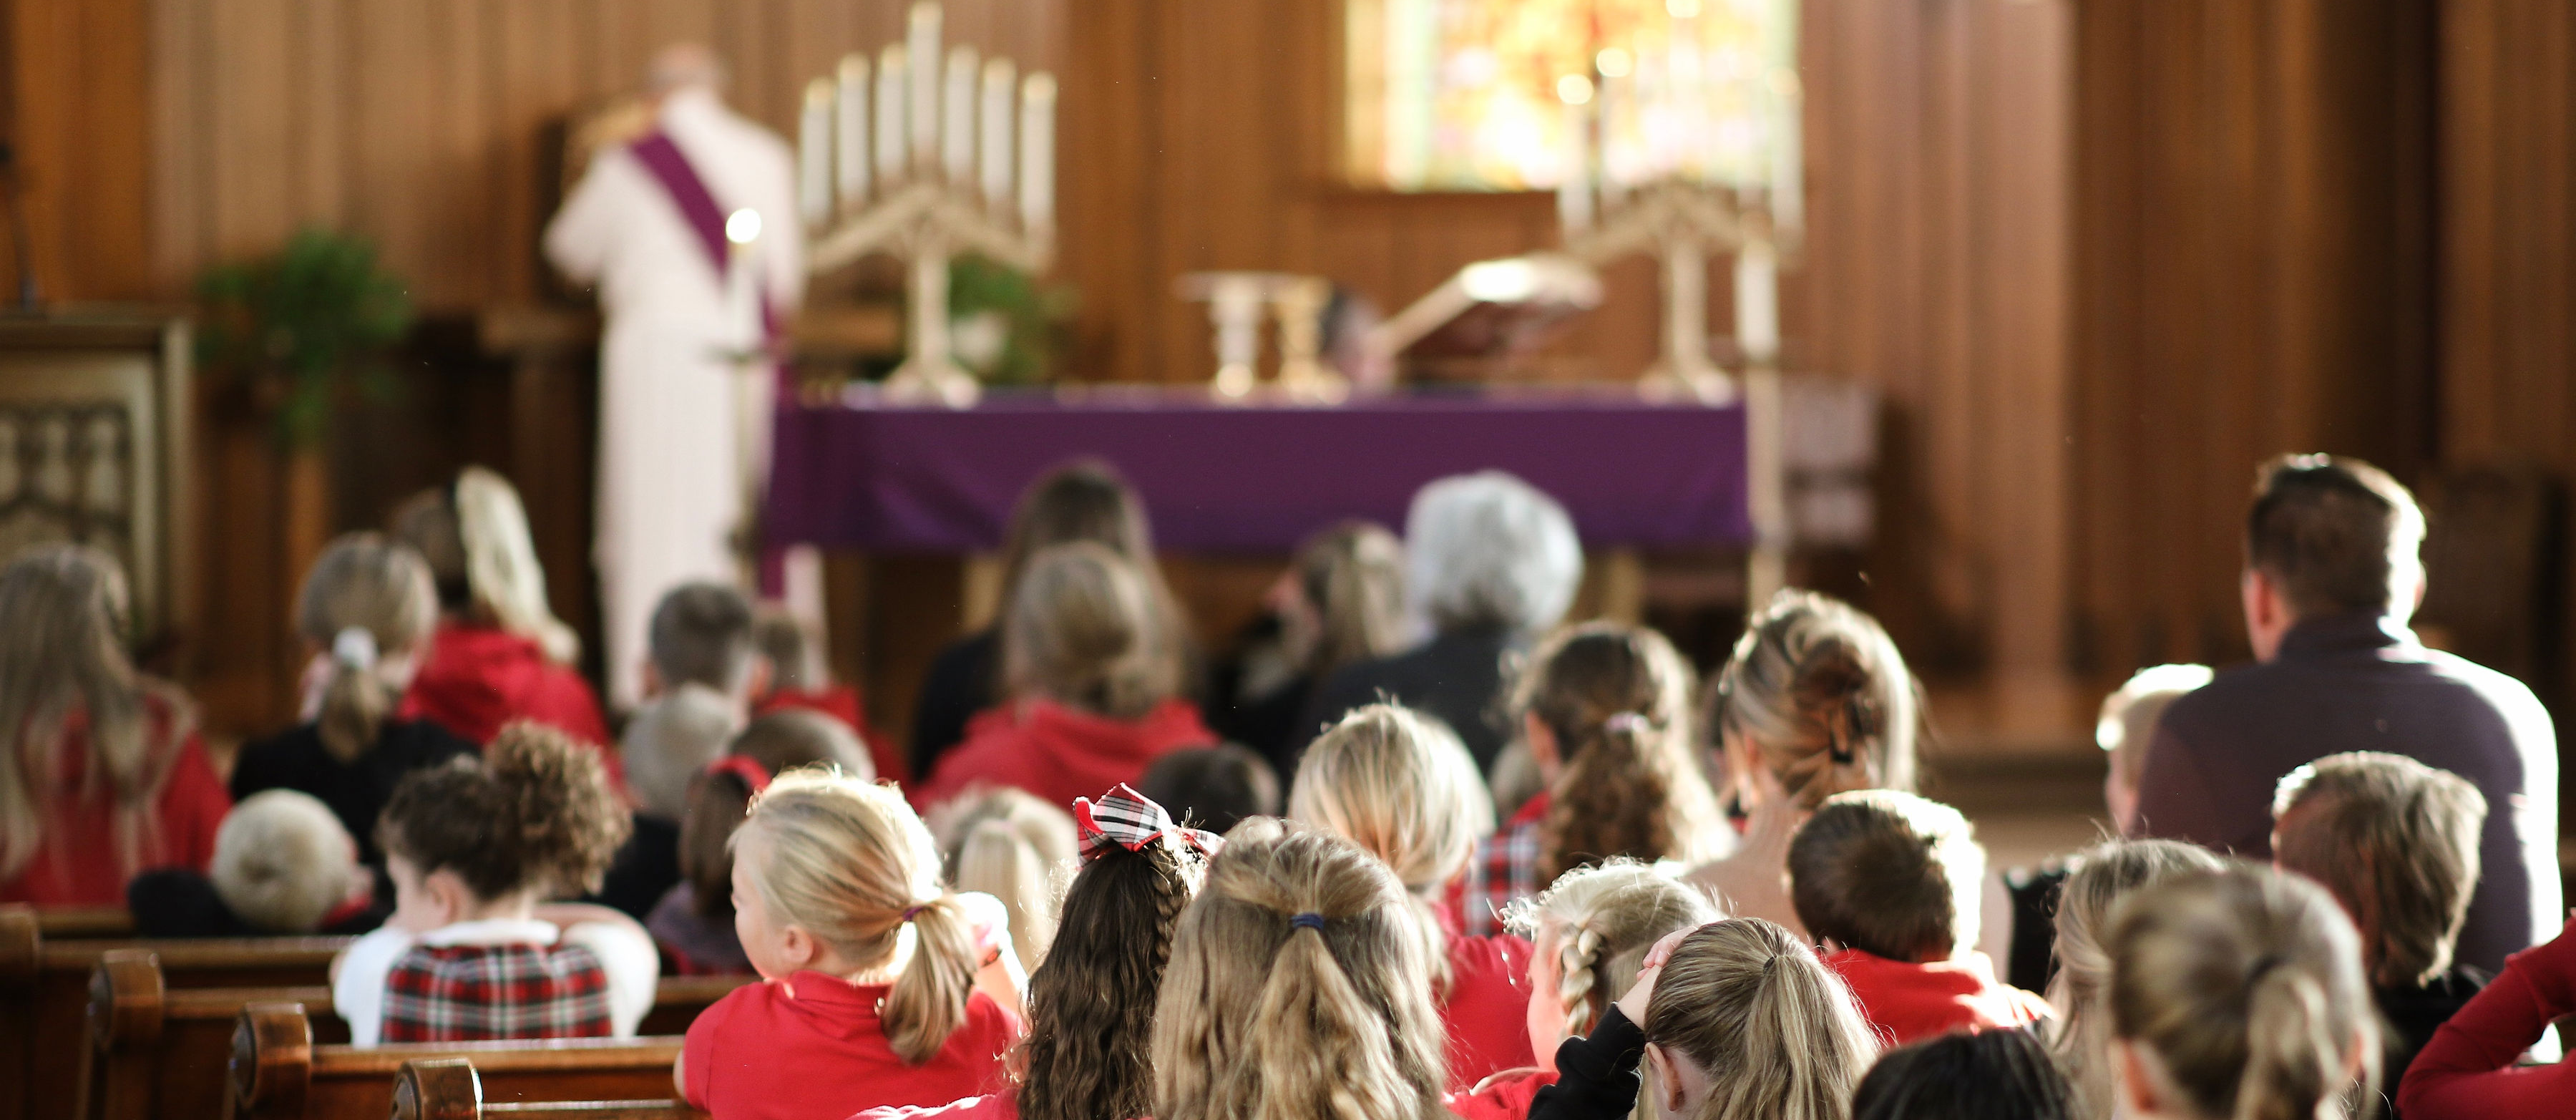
left=230, top=1005, right=686, bottom=1120
left=392, top=1059, right=705, bottom=1120
left=75, top=950, right=743, bottom=1120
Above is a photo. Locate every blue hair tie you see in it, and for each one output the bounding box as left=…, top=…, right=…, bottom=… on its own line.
left=1289, top=912, right=1326, bottom=932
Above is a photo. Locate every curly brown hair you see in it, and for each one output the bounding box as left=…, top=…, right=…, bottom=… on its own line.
left=377, top=721, right=630, bottom=901
left=1516, top=623, right=1722, bottom=881
left=1015, top=834, right=1206, bottom=1120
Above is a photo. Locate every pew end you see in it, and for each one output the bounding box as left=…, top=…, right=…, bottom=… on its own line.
left=394, top=1060, right=706, bottom=1120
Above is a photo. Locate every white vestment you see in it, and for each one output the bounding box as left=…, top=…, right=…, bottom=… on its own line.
left=542, top=87, right=803, bottom=709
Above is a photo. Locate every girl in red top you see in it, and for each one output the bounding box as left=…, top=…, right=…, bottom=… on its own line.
left=915, top=542, right=1214, bottom=814
left=0, top=545, right=227, bottom=907
left=1452, top=623, right=1726, bottom=936
left=1289, top=702, right=1535, bottom=1089
left=683, top=771, right=1025, bottom=1120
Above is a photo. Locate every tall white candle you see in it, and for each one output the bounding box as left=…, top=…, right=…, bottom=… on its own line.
left=1735, top=239, right=1780, bottom=366
left=943, top=45, right=978, bottom=182
left=980, top=57, right=1016, bottom=210
left=875, top=45, right=907, bottom=182
left=1595, top=69, right=1625, bottom=208
left=1556, top=74, right=1594, bottom=233
left=836, top=54, right=870, bottom=210
left=1769, top=67, right=1804, bottom=243
left=797, top=79, right=833, bottom=228
left=907, top=2, right=942, bottom=171
left=1018, top=72, right=1056, bottom=234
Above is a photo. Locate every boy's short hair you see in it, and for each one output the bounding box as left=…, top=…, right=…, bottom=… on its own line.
left=2272, top=751, right=2487, bottom=986
left=2096, top=663, right=2212, bottom=789
left=211, top=790, right=358, bottom=932
left=622, top=684, right=746, bottom=822
left=1138, top=744, right=1280, bottom=835
left=650, top=583, right=756, bottom=692
left=2245, top=454, right=2424, bottom=618
left=1788, top=789, right=1984, bottom=962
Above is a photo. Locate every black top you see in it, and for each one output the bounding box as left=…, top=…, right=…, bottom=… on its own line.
left=2002, top=862, right=2072, bottom=995
left=1294, top=623, right=1518, bottom=776
left=228, top=719, right=479, bottom=864
left=2134, top=612, right=2562, bottom=975
left=2381, top=965, right=2488, bottom=1114
left=126, top=868, right=387, bottom=938
left=909, top=628, right=999, bottom=781
left=592, top=813, right=682, bottom=922
left=1527, top=1005, right=1647, bottom=1120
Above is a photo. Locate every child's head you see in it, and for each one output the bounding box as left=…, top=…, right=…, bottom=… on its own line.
left=927, top=786, right=1079, bottom=964
left=1002, top=542, right=1178, bottom=720
left=678, top=711, right=869, bottom=924
left=1515, top=622, right=1719, bottom=879
left=296, top=532, right=439, bottom=762
left=1641, top=917, right=1879, bottom=1120
left=1786, top=790, right=1981, bottom=963
left=2096, top=664, right=2212, bottom=834
left=1508, top=861, right=1719, bottom=1064
left=1139, top=745, right=1280, bottom=834
left=624, top=678, right=748, bottom=822
left=0, top=545, right=167, bottom=882
left=753, top=610, right=828, bottom=693
left=1709, top=591, right=1918, bottom=811
left=733, top=707, right=874, bottom=778
left=2045, top=838, right=2225, bottom=1120
left=1151, top=820, right=1448, bottom=1120
left=1018, top=786, right=1213, bottom=1120
left=377, top=723, right=630, bottom=930
left=731, top=771, right=985, bottom=1063
left=1000, top=460, right=1159, bottom=598
left=2271, top=751, right=2486, bottom=987
left=2104, top=865, right=2376, bottom=1120
left=1289, top=703, right=1493, bottom=897
left=391, top=467, right=576, bottom=662
left=1277, top=521, right=1407, bottom=678
left=648, top=582, right=758, bottom=698
left=211, top=789, right=361, bottom=933
left=1851, top=1028, right=2076, bottom=1120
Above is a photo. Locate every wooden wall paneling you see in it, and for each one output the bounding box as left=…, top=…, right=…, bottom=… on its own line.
left=6, top=0, right=154, bottom=301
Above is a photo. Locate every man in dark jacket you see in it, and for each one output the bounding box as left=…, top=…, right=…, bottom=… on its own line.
left=2132, top=454, right=2560, bottom=975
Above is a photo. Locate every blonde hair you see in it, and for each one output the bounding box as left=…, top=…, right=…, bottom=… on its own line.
left=734, top=772, right=983, bottom=1064
left=1508, top=861, right=1719, bottom=1042
left=1151, top=820, right=1448, bottom=1120
left=1643, top=917, right=1878, bottom=1120
left=2272, top=752, right=2487, bottom=988
left=0, top=545, right=192, bottom=881
left=296, top=533, right=439, bottom=763
left=1292, top=522, right=1407, bottom=678
left=1518, top=623, right=1724, bottom=880
left=927, top=786, right=1078, bottom=965
left=1289, top=703, right=1496, bottom=992
left=2044, top=838, right=2224, bottom=1120
left=2105, top=865, right=2378, bottom=1120
left=211, top=790, right=358, bottom=932
left=1003, top=542, right=1178, bottom=720
left=1709, top=591, right=1918, bottom=810
left=2097, top=664, right=2211, bottom=791
left=391, top=468, right=577, bottom=664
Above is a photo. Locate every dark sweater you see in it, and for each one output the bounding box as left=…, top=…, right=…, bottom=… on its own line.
left=1296, top=623, right=1517, bottom=776
left=909, top=628, right=998, bottom=781
left=1527, top=1005, right=1647, bottom=1120
left=228, top=719, right=479, bottom=864
left=2134, top=612, right=2561, bottom=975
left=2380, top=966, right=2487, bottom=1115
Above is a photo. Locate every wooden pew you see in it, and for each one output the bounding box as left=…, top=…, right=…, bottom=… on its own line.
left=228, top=1005, right=687, bottom=1120
left=78, top=957, right=744, bottom=1120
left=391, top=1059, right=707, bottom=1120
left=1, top=906, right=348, bottom=1120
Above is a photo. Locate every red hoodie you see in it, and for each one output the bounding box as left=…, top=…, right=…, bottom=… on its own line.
left=912, top=698, right=1215, bottom=813
left=1822, top=948, right=2051, bottom=1046
left=399, top=621, right=620, bottom=784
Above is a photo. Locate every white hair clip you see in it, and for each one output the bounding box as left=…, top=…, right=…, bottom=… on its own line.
left=332, top=626, right=379, bottom=671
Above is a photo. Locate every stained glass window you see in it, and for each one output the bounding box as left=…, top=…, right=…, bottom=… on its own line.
left=1345, top=0, right=1798, bottom=193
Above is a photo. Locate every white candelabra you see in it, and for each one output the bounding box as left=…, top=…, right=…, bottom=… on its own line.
left=798, top=1, right=1055, bottom=406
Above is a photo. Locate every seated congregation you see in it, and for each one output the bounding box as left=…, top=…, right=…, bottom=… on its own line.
left=2, top=454, right=2568, bottom=1120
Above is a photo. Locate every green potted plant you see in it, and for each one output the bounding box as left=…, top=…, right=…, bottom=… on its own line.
left=197, top=227, right=414, bottom=447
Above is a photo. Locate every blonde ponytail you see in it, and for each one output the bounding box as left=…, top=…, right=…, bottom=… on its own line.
left=1643, top=918, right=1877, bottom=1120
left=2104, top=865, right=2376, bottom=1120
left=296, top=533, right=437, bottom=762
left=1288, top=703, right=1495, bottom=995
left=2045, top=839, right=2224, bottom=1120
left=1152, top=822, right=1446, bottom=1120
left=736, top=773, right=984, bottom=1064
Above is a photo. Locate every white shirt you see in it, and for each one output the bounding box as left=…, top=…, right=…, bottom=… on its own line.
left=333, top=917, right=659, bottom=1047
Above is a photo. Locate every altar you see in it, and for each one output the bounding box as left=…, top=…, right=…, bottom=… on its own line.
left=763, top=389, right=1754, bottom=557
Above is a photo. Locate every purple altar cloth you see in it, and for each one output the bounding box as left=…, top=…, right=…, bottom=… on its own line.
left=765, top=391, right=1751, bottom=554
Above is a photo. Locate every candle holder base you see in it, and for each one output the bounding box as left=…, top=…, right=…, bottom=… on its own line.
left=1637, top=361, right=1737, bottom=406
left=884, top=358, right=982, bottom=407
left=1277, top=361, right=1351, bottom=406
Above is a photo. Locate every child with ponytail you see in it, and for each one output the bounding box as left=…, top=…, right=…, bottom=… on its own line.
left=1453, top=623, right=1723, bottom=937
left=1690, top=591, right=1920, bottom=931
left=1289, top=703, right=1529, bottom=1088
left=233, top=532, right=477, bottom=870
left=857, top=784, right=1219, bottom=1120
left=682, top=771, right=1025, bottom=1120
left=331, top=723, right=646, bottom=1046
left=1152, top=820, right=1450, bottom=1120
left=2044, top=839, right=2224, bottom=1120
left=2104, top=865, right=2379, bottom=1120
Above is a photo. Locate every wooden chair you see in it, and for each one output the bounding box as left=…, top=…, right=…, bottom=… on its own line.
left=225, top=1003, right=699, bottom=1120
left=77, top=955, right=743, bottom=1120
left=1, top=906, right=349, bottom=1120
left=391, top=1059, right=706, bottom=1120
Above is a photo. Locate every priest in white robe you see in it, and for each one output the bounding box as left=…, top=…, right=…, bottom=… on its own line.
left=544, top=45, right=803, bottom=709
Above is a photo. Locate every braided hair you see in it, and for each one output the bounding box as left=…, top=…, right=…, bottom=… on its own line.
left=1017, top=829, right=1208, bottom=1120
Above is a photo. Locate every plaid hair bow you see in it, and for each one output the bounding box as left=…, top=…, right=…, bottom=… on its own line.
left=1072, top=783, right=1222, bottom=862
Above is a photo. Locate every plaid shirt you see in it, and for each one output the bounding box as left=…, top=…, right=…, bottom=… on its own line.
left=381, top=942, right=615, bottom=1043
left=1448, top=792, right=1551, bottom=937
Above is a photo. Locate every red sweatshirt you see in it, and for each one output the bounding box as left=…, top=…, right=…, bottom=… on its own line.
left=1822, top=948, right=2051, bottom=1046
left=911, top=698, right=1216, bottom=813
left=2396, top=916, right=2576, bottom=1119
left=1, top=700, right=228, bottom=907
left=1430, top=900, right=1539, bottom=1089
left=400, top=621, right=620, bottom=785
